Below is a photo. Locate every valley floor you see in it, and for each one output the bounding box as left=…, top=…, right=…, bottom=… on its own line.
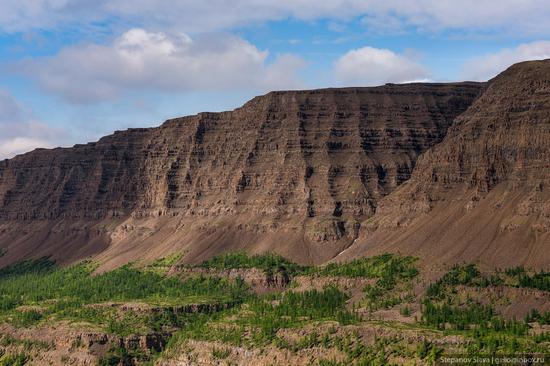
left=0, top=252, right=549, bottom=365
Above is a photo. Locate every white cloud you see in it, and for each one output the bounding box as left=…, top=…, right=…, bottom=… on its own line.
left=0, top=90, right=60, bottom=159
left=334, top=47, right=430, bottom=86
left=461, top=41, right=550, bottom=81
left=0, top=137, right=53, bottom=159
left=17, top=28, right=306, bottom=103
left=0, top=90, right=24, bottom=123
left=2, top=1, right=550, bottom=36
left=360, top=13, right=407, bottom=35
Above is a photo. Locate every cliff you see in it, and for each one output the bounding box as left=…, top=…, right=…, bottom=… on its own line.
left=341, top=60, right=550, bottom=269
left=0, top=83, right=483, bottom=269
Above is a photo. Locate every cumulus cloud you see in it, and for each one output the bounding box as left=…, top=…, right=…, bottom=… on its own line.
left=16, top=29, right=306, bottom=103
left=2, top=1, right=550, bottom=36
left=0, top=90, right=60, bottom=159
left=461, top=41, right=550, bottom=81
left=334, top=47, right=430, bottom=86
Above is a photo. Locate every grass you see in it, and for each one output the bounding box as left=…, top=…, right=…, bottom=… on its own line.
left=426, top=264, right=504, bottom=300
left=0, top=259, right=248, bottom=308
left=9, top=310, right=43, bottom=328
left=144, top=252, right=185, bottom=275
left=0, top=334, right=50, bottom=351
left=196, top=251, right=307, bottom=277
left=98, top=344, right=148, bottom=366
left=316, top=254, right=418, bottom=281
left=169, top=286, right=359, bottom=349
left=0, top=258, right=249, bottom=335
left=0, top=353, right=28, bottom=366
left=427, top=264, right=550, bottom=300
left=2, top=253, right=549, bottom=364
left=508, top=267, right=550, bottom=291
left=211, top=346, right=231, bottom=359
left=419, top=264, right=550, bottom=357
left=525, top=308, right=550, bottom=324
left=245, top=286, right=358, bottom=331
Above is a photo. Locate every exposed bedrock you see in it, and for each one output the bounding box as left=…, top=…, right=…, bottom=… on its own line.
left=0, top=82, right=484, bottom=268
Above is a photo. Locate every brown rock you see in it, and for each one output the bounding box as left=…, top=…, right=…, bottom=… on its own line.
left=341, top=59, right=550, bottom=269
left=0, top=83, right=482, bottom=268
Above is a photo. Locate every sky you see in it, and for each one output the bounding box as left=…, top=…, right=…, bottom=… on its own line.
left=1, top=1, right=550, bottom=159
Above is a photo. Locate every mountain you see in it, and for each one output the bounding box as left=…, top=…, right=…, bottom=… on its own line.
left=341, top=60, right=550, bottom=269
left=2, top=59, right=550, bottom=366
left=0, top=82, right=483, bottom=270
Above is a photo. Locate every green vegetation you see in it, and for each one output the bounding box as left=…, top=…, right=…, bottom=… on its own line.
left=525, top=308, right=550, bottom=324
left=197, top=251, right=307, bottom=277
left=506, top=266, right=550, bottom=291
left=244, top=286, right=358, bottom=339
left=0, top=257, right=55, bottom=279
left=144, top=252, right=184, bottom=275
left=167, top=314, right=244, bottom=347
left=0, top=258, right=249, bottom=335
left=313, top=333, right=419, bottom=366
left=305, top=254, right=420, bottom=311
left=421, top=301, right=529, bottom=334
left=0, top=334, right=49, bottom=365
left=0, top=353, right=28, bottom=366
left=1, top=253, right=549, bottom=364
left=170, top=286, right=359, bottom=349
left=416, top=340, right=443, bottom=363
left=399, top=305, right=411, bottom=317
left=317, top=253, right=418, bottom=281
left=0, top=259, right=248, bottom=308
left=211, top=346, right=231, bottom=359
left=0, top=335, right=49, bottom=351
left=9, top=310, right=43, bottom=328
left=98, top=344, right=147, bottom=366
left=419, top=264, right=550, bottom=357
left=427, top=264, right=550, bottom=300
left=426, top=264, right=503, bottom=299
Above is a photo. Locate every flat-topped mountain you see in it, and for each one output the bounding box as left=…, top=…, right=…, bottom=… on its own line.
left=2, top=60, right=550, bottom=270
left=341, top=60, right=550, bottom=268
left=0, top=82, right=483, bottom=269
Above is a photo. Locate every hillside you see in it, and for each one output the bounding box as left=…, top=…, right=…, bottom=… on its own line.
left=0, top=82, right=483, bottom=269
left=341, top=60, right=550, bottom=269
left=1, top=61, right=550, bottom=365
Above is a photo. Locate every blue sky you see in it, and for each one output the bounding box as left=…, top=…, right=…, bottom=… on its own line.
left=1, top=0, right=550, bottom=159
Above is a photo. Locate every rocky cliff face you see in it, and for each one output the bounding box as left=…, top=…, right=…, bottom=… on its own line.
left=0, top=83, right=483, bottom=268
left=341, top=60, right=550, bottom=269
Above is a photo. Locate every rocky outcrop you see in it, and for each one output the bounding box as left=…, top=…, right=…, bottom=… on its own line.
left=0, top=323, right=171, bottom=365
left=0, top=83, right=483, bottom=268
left=179, top=267, right=291, bottom=293
left=341, top=59, right=550, bottom=269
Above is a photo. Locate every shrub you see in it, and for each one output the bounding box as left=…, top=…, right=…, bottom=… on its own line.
left=422, top=301, right=494, bottom=330
left=10, top=310, right=43, bottom=327
left=0, top=353, right=28, bottom=366
left=211, top=347, right=231, bottom=359
left=198, top=251, right=306, bottom=277
left=0, top=259, right=250, bottom=334
left=400, top=306, right=411, bottom=317
left=318, top=254, right=418, bottom=281
left=517, top=271, right=550, bottom=291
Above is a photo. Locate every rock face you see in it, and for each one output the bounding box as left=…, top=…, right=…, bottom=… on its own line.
left=2, top=61, right=550, bottom=270
left=0, top=83, right=483, bottom=268
left=0, top=323, right=170, bottom=365
left=341, top=60, right=550, bottom=269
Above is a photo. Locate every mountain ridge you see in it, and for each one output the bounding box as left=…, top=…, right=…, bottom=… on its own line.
left=4, top=59, right=550, bottom=270
left=339, top=59, right=550, bottom=269
left=0, top=81, right=484, bottom=270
